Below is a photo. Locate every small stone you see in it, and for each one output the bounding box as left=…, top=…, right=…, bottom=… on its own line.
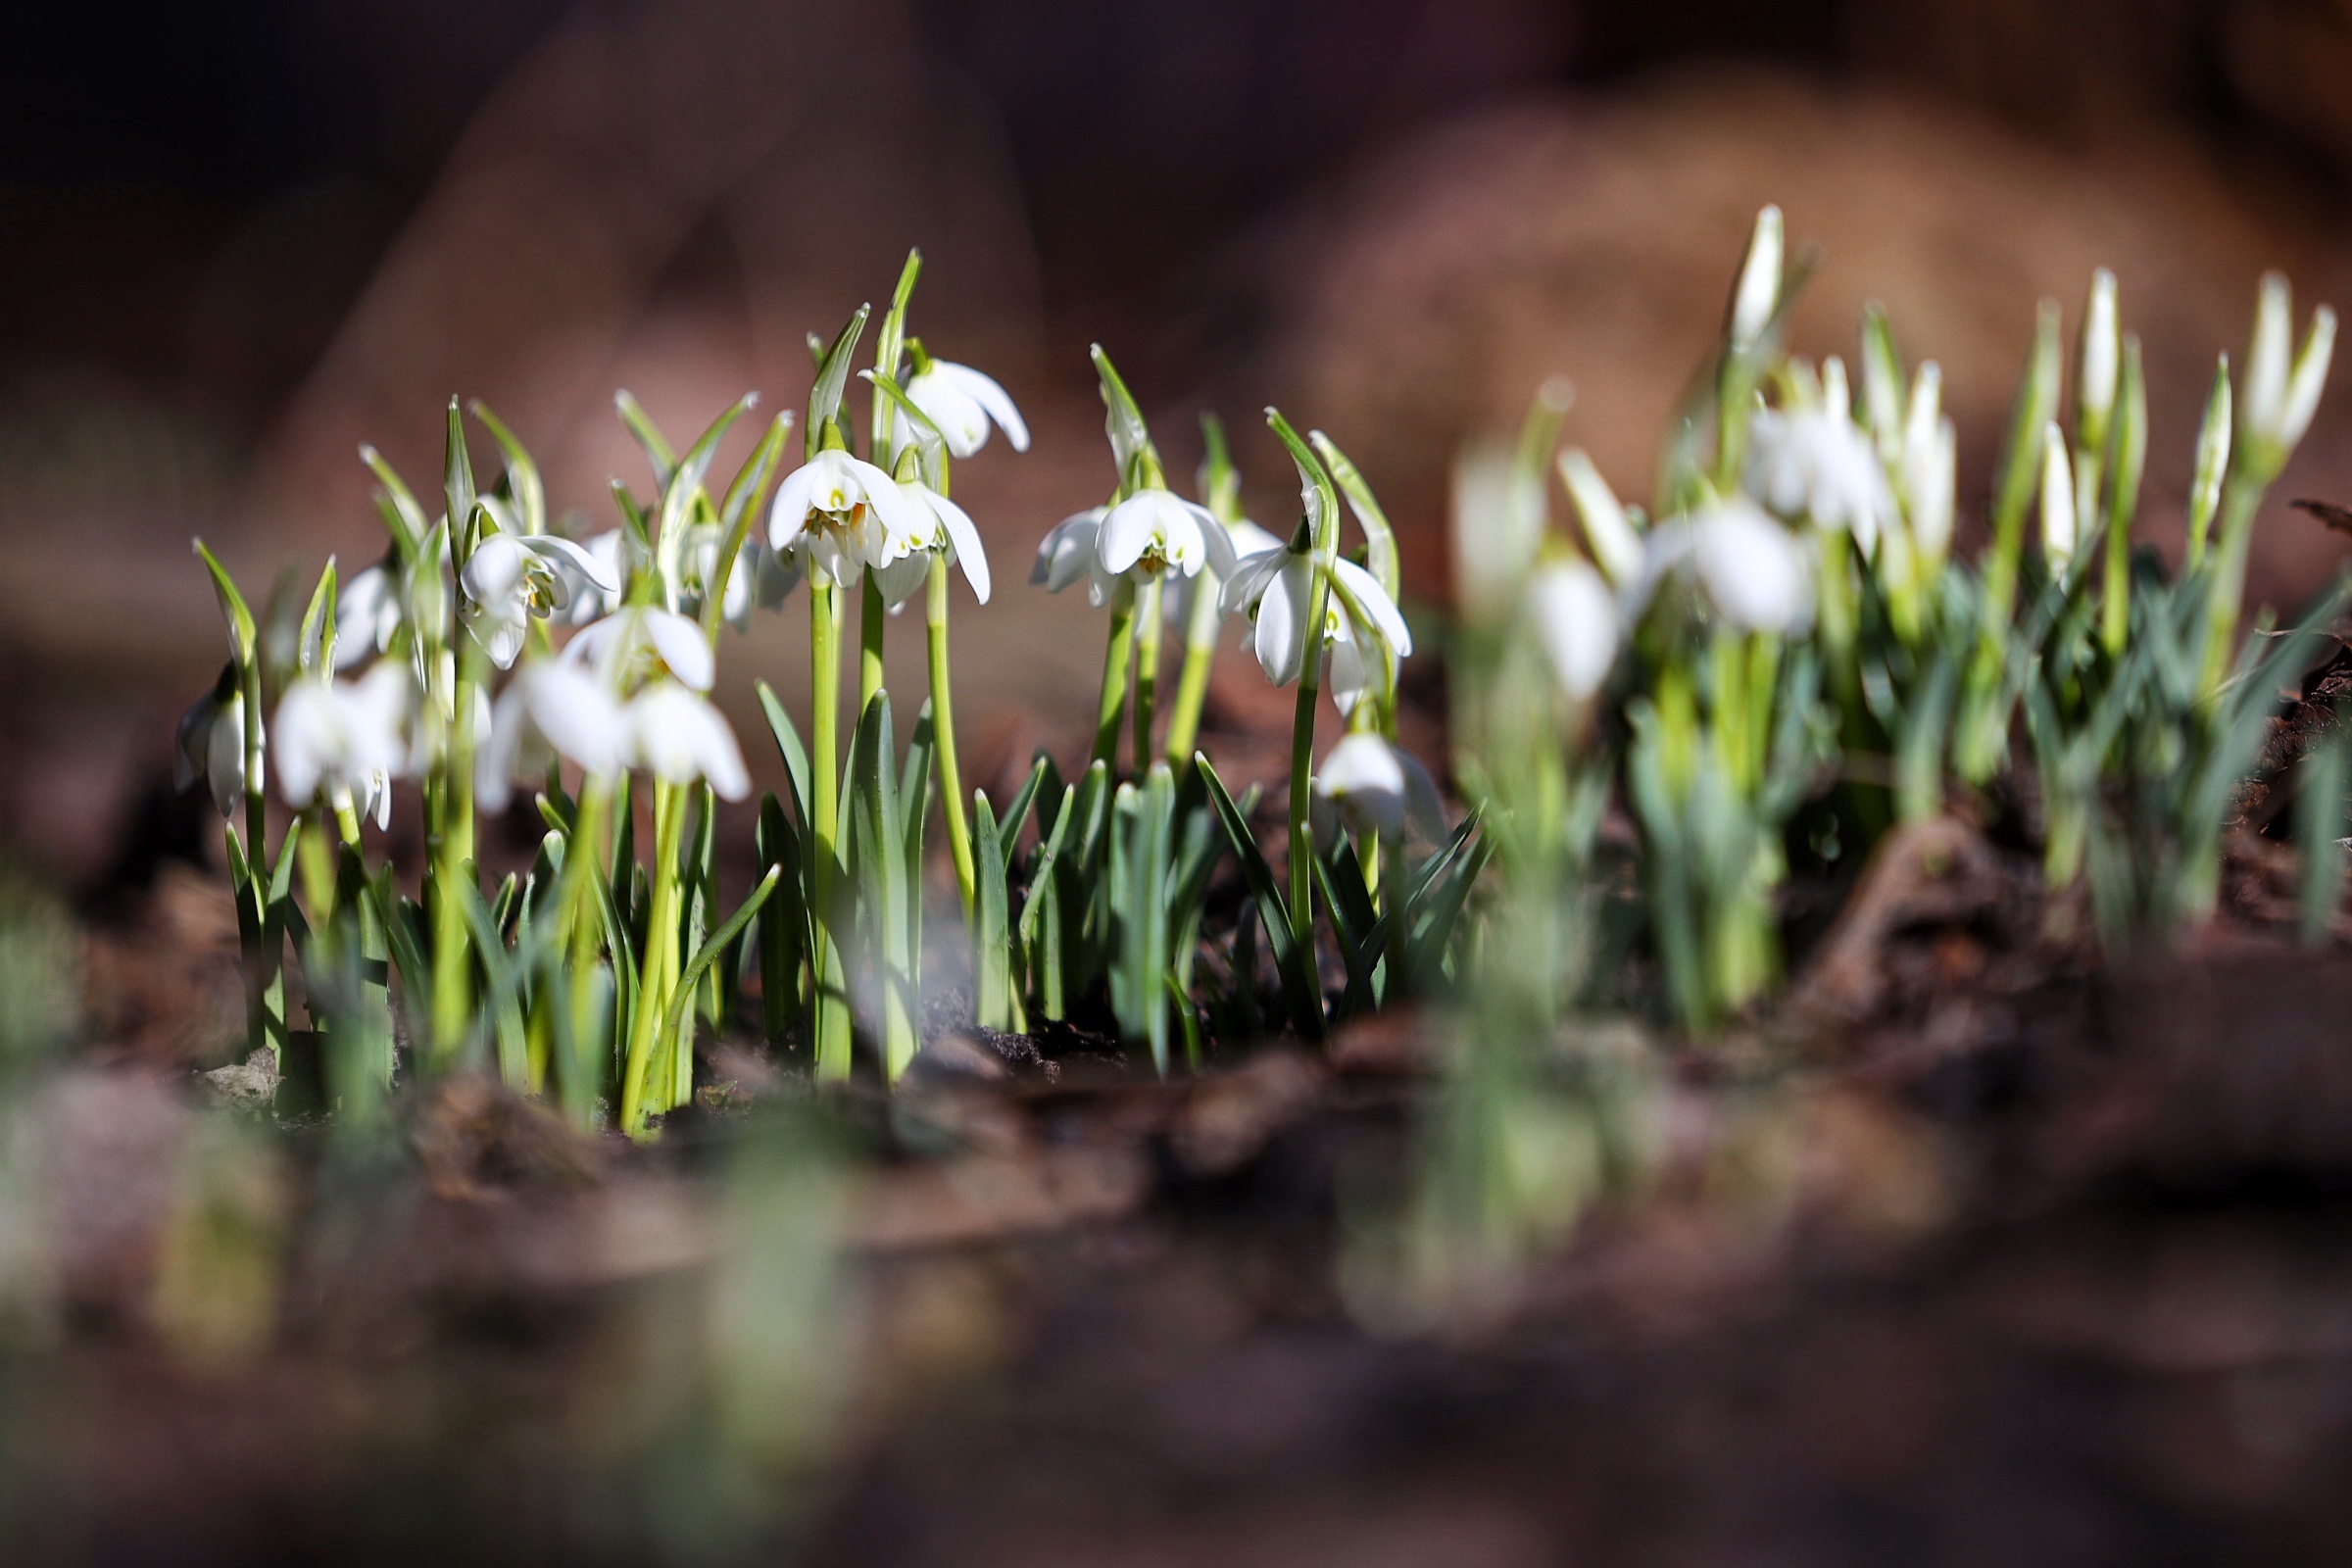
left=200, top=1050, right=279, bottom=1113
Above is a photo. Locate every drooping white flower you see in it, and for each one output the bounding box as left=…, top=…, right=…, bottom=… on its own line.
left=1899, top=363, right=1957, bottom=567
left=2239, top=273, right=2334, bottom=459
left=867, top=479, right=991, bottom=609
left=620, top=682, right=750, bottom=801
left=1729, top=205, right=1784, bottom=352
left=1633, top=497, right=1813, bottom=635
left=1223, top=546, right=1411, bottom=712
left=273, top=662, right=412, bottom=826
left=461, top=530, right=619, bottom=668
left=561, top=530, right=630, bottom=626
left=1745, top=362, right=1896, bottom=554
left=1164, top=519, right=1282, bottom=627
left=2079, top=269, right=2121, bottom=438
left=898, top=360, right=1029, bottom=460
left=1098, top=490, right=1239, bottom=588
left=175, top=673, right=254, bottom=819
left=768, top=448, right=926, bottom=588
left=333, top=562, right=404, bottom=670
left=1031, top=508, right=1111, bottom=605
left=476, top=660, right=626, bottom=812
left=564, top=605, right=716, bottom=693
left=2038, top=422, right=2077, bottom=568
left=1528, top=558, right=1621, bottom=701
left=694, top=533, right=800, bottom=631
left=1310, top=732, right=1446, bottom=844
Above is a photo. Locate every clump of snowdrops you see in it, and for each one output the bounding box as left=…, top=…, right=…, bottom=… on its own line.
left=179, top=218, right=2343, bottom=1140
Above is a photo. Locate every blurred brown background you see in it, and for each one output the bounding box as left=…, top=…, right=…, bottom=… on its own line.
left=10, top=0, right=2352, bottom=887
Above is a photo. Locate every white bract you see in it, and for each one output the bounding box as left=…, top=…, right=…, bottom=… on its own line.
left=1745, top=361, right=1896, bottom=553
left=899, top=360, right=1029, bottom=460
left=273, top=662, right=413, bottom=827
left=1031, top=508, right=1114, bottom=606
left=867, top=479, right=991, bottom=609
left=1635, top=497, right=1813, bottom=634
left=1224, top=546, right=1411, bottom=714
left=768, top=448, right=926, bottom=588
left=175, top=682, right=254, bottom=819
left=1529, top=558, right=1621, bottom=701
left=621, top=682, right=750, bottom=800
left=476, top=660, right=626, bottom=812
left=462, top=531, right=618, bottom=668
left=564, top=605, right=716, bottom=693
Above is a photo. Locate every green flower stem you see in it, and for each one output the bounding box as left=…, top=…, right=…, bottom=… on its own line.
left=430, top=651, right=480, bottom=1066
left=2199, top=470, right=2268, bottom=701
left=1288, top=567, right=1335, bottom=1017
left=926, top=557, right=976, bottom=917
left=559, top=776, right=612, bottom=1121
left=860, top=574, right=887, bottom=714
left=1092, top=578, right=1139, bottom=769
left=619, top=780, right=685, bottom=1135
left=1162, top=566, right=1223, bottom=764
left=1133, top=575, right=1165, bottom=769
left=808, top=579, right=854, bottom=1081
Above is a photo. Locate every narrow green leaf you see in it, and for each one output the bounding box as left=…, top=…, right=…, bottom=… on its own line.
left=297, top=556, right=337, bottom=674
left=442, top=398, right=475, bottom=561
left=658, top=867, right=781, bottom=1066
left=359, top=445, right=430, bottom=551
left=193, top=539, right=257, bottom=668
left=808, top=306, right=873, bottom=459
left=613, top=391, right=676, bottom=490
left=469, top=401, right=546, bottom=536
left=973, top=792, right=1012, bottom=1030
left=1308, top=431, right=1399, bottom=602
left=756, top=680, right=813, bottom=828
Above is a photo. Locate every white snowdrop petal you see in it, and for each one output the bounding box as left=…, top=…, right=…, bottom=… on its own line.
left=1530, top=560, right=1621, bottom=700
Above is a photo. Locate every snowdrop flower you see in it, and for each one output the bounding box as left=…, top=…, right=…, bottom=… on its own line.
left=564, top=605, right=715, bottom=693
left=1633, top=497, right=1812, bottom=635
left=1164, top=519, right=1282, bottom=626
left=1098, top=489, right=1239, bottom=588
left=768, top=448, right=926, bottom=588
left=867, top=479, right=991, bottom=609
left=1729, top=205, right=1784, bottom=353
left=898, top=358, right=1029, bottom=459
left=1745, top=361, right=1896, bottom=554
left=175, top=672, right=254, bottom=819
left=1031, top=508, right=1112, bottom=605
left=561, top=530, right=630, bottom=626
left=2241, top=271, right=2336, bottom=459
left=461, top=530, right=618, bottom=668
left=1528, top=558, right=1621, bottom=701
left=2038, top=423, right=2077, bottom=568
left=1899, top=364, right=1957, bottom=567
left=333, top=562, right=404, bottom=670
left=1310, top=733, right=1445, bottom=843
left=621, top=682, right=750, bottom=801
left=1223, top=546, right=1412, bottom=714
left=476, top=660, right=625, bottom=812
left=273, top=662, right=412, bottom=827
